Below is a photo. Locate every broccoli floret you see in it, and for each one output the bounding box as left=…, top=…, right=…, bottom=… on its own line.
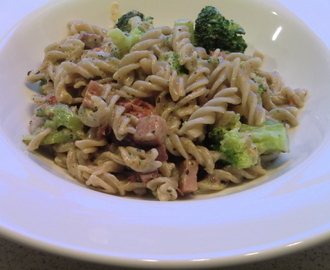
left=116, top=10, right=144, bottom=32
left=220, top=128, right=258, bottom=169
left=36, top=104, right=83, bottom=131
left=34, top=104, right=84, bottom=145
left=194, top=6, right=247, bottom=53
left=208, top=121, right=290, bottom=169
left=208, top=126, right=227, bottom=150
left=39, top=78, right=47, bottom=93
left=208, top=113, right=241, bottom=149
left=158, top=51, right=189, bottom=75
left=115, top=10, right=153, bottom=33
left=108, top=10, right=154, bottom=58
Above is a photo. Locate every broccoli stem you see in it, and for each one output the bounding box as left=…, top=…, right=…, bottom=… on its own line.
left=239, top=121, right=290, bottom=155
left=174, top=19, right=195, bottom=44
left=107, top=28, right=143, bottom=58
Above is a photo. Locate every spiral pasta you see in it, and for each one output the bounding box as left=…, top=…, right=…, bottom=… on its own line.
left=24, top=9, right=307, bottom=201
left=146, top=177, right=178, bottom=201
left=179, top=87, right=241, bottom=140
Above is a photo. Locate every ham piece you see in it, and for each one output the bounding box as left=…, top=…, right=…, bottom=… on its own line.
left=155, top=144, right=168, bottom=162
left=137, top=170, right=159, bottom=184
left=179, top=160, right=199, bottom=194
left=133, top=115, right=168, bottom=146
left=127, top=170, right=159, bottom=184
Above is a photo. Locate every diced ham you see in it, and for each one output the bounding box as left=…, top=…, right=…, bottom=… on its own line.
left=155, top=144, right=168, bottom=162
left=118, top=99, right=157, bottom=118
left=126, top=170, right=159, bottom=184
left=137, top=170, right=159, bottom=184
left=179, top=160, right=198, bottom=194
left=176, top=188, right=184, bottom=197
left=126, top=174, right=137, bottom=183
left=133, top=115, right=168, bottom=146
left=82, top=80, right=103, bottom=109
left=117, top=99, right=169, bottom=162
left=79, top=33, right=104, bottom=49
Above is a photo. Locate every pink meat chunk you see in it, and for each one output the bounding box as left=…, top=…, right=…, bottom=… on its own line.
left=133, top=115, right=168, bottom=146
left=79, top=33, right=104, bottom=49
left=155, top=144, right=168, bottom=162
left=179, top=160, right=199, bottom=194
left=82, top=80, right=103, bottom=109
left=127, top=170, right=159, bottom=184
left=137, top=170, right=159, bottom=184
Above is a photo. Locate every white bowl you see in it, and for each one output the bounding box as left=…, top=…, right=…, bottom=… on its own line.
left=0, top=0, right=329, bottom=268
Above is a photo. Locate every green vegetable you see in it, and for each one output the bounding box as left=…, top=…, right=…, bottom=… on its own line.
left=174, top=18, right=195, bottom=44
left=239, top=121, right=290, bottom=155
left=115, top=10, right=153, bottom=33
left=41, top=128, right=78, bottom=145
left=107, top=28, right=142, bottom=58
left=251, top=77, right=267, bottom=104
left=208, top=113, right=241, bottom=150
left=39, top=78, right=47, bottom=94
left=208, top=121, right=290, bottom=169
left=219, top=128, right=258, bottom=169
left=108, top=10, right=154, bottom=58
left=35, top=104, right=84, bottom=145
left=194, top=6, right=247, bottom=53
left=158, top=51, right=189, bottom=75
left=36, top=104, right=83, bottom=131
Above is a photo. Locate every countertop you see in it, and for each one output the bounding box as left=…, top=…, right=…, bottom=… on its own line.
left=1, top=0, right=330, bottom=269
left=1, top=235, right=330, bottom=269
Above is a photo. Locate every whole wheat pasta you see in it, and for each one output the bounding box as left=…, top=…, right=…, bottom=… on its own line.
left=179, top=87, right=241, bottom=140
left=146, top=177, right=178, bottom=201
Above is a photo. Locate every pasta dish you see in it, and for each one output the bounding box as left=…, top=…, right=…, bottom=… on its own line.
left=23, top=5, right=307, bottom=201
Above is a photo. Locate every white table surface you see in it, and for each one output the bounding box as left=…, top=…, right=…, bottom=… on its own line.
left=0, top=0, right=329, bottom=269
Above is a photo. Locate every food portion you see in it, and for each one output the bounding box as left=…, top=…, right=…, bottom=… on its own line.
left=23, top=5, right=307, bottom=201
left=194, top=6, right=247, bottom=53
